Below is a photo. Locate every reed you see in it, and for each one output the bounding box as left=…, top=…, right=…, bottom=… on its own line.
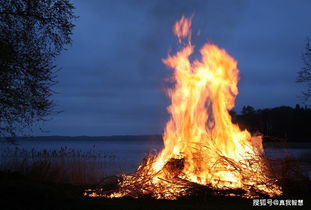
left=0, top=145, right=117, bottom=185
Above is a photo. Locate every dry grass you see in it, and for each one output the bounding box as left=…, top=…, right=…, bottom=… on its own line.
left=0, top=145, right=117, bottom=185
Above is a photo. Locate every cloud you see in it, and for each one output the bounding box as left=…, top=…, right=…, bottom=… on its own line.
left=33, top=0, right=311, bottom=135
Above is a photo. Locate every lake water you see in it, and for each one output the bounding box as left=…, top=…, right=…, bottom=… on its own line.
left=1, top=138, right=310, bottom=177
left=1, top=138, right=163, bottom=175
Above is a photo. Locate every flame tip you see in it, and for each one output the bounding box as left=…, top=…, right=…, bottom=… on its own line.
left=92, top=16, right=281, bottom=199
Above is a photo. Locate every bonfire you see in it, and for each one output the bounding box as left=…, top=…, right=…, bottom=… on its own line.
left=85, top=16, right=282, bottom=199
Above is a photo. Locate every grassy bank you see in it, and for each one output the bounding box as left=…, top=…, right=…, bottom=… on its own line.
left=0, top=170, right=310, bottom=210
left=0, top=142, right=310, bottom=209
left=0, top=145, right=118, bottom=185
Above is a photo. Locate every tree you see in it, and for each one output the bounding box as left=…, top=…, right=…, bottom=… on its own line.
left=241, top=105, right=255, bottom=115
left=297, top=37, right=311, bottom=102
left=0, top=0, right=76, bottom=137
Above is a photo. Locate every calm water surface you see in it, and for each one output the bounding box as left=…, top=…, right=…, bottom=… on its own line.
left=2, top=138, right=311, bottom=176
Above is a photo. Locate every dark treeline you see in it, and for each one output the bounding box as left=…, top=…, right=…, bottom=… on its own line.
left=231, top=105, right=311, bottom=142
left=2, top=105, right=310, bottom=143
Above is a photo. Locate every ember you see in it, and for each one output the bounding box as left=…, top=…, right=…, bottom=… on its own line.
left=85, top=16, right=282, bottom=199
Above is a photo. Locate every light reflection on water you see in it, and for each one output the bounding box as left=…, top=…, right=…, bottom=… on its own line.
left=1, top=139, right=310, bottom=177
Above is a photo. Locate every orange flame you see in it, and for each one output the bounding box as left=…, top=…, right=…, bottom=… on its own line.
left=173, top=15, right=192, bottom=43
left=87, top=16, right=281, bottom=199
left=153, top=17, right=268, bottom=190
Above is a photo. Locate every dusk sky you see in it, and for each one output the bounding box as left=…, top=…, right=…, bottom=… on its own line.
left=35, top=0, right=311, bottom=136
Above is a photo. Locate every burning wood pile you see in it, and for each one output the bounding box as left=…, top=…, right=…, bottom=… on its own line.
left=85, top=16, right=282, bottom=199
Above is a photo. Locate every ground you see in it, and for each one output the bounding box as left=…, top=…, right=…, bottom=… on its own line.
left=0, top=171, right=310, bottom=210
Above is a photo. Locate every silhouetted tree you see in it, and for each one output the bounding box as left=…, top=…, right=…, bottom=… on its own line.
left=241, top=105, right=255, bottom=115
left=297, top=37, right=311, bottom=102
left=0, top=0, right=76, bottom=137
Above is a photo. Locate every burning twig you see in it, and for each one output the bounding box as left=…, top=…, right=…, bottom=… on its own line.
left=85, top=15, right=284, bottom=200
